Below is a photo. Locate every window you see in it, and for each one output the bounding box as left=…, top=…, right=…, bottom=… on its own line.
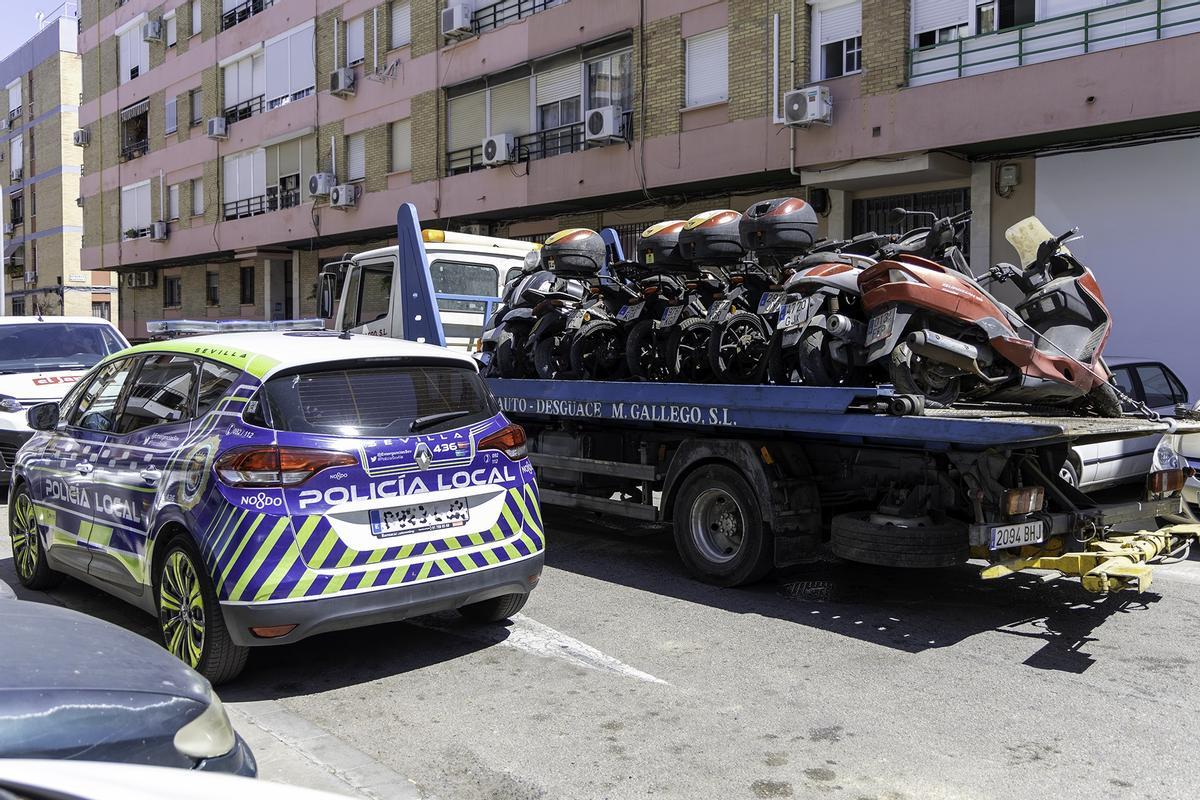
left=912, top=0, right=969, bottom=47
left=223, top=148, right=266, bottom=217
left=190, top=88, right=203, bottom=125
left=814, top=1, right=862, bottom=79
left=265, top=23, right=316, bottom=110
left=1135, top=365, right=1188, bottom=408
left=346, top=16, right=365, bottom=66
left=346, top=133, right=366, bottom=181
left=223, top=51, right=265, bottom=120
left=9, top=193, right=23, bottom=225
left=192, top=178, right=204, bottom=215
left=915, top=25, right=965, bottom=48
left=430, top=260, right=499, bottom=313
left=206, top=271, right=220, bottom=306
left=165, top=96, right=177, bottom=134
left=975, top=0, right=1034, bottom=34
left=165, top=13, right=178, bottom=47
left=0, top=322, right=124, bottom=370
left=390, top=119, right=411, bottom=172
left=118, top=24, right=150, bottom=84
left=69, top=358, right=138, bottom=433
left=119, top=99, right=149, bottom=160
left=534, top=61, right=581, bottom=154
left=537, top=97, right=579, bottom=155
left=587, top=50, right=633, bottom=112
left=192, top=0, right=201, bottom=36
left=239, top=266, right=255, bottom=305
left=265, top=135, right=308, bottom=210
left=163, top=275, right=182, bottom=307
left=91, top=301, right=111, bottom=320
left=121, top=181, right=152, bottom=238
left=390, top=1, right=411, bottom=48
left=168, top=184, right=180, bottom=220
left=685, top=28, right=729, bottom=107
left=116, top=355, right=198, bottom=433
left=489, top=79, right=532, bottom=138
left=10, top=134, right=22, bottom=175
left=6, top=80, right=20, bottom=121
left=11, top=297, right=24, bottom=316
left=342, top=262, right=392, bottom=329
left=196, top=361, right=239, bottom=416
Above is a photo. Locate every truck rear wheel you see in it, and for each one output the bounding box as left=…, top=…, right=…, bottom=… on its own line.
left=672, top=465, right=773, bottom=586
left=830, top=511, right=967, bottom=568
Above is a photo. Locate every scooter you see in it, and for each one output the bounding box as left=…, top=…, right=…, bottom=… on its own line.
left=858, top=215, right=1121, bottom=415
left=484, top=250, right=587, bottom=377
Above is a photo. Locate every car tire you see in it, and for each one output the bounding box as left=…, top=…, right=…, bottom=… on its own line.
left=1059, top=459, right=1080, bottom=487
left=458, top=592, right=529, bottom=623
left=830, top=511, right=968, bottom=569
left=156, top=535, right=248, bottom=685
left=8, top=483, right=64, bottom=591
left=672, top=464, right=773, bottom=586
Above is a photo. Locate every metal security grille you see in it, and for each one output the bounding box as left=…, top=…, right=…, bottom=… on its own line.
left=851, top=187, right=970, bottom=252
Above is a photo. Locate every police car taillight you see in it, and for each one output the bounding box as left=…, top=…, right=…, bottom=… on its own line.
left=215, top=445, right=357, bottom=487
left=478, top=424, right=527, bottom=460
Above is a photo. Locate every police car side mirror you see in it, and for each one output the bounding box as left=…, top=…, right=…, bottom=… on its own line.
left=27, top=402, right=59, bottom=432
left=318, top=272, right=336, bottom=319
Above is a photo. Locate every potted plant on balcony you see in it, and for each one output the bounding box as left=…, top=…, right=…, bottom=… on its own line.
left=124, top=228, right=139, bottom=240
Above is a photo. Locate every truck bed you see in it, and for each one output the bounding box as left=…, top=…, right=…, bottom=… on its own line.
left=488, top=379, right=1196, bottom=450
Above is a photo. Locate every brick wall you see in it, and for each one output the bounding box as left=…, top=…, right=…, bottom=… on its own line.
left=635, top=15, right=683, bottom=140
left=316, top=8, right=343, bottom=78
left=99, top=37, right=118, bottom=98
left=410, top=89, right=441, bottom=184
left=861, top=0, right=909, bottom=96
left=410, top=0, right=439, bottom=58
left=201, top=0, right=219, bottom=42
left=364, top=124, right=389, bottom=192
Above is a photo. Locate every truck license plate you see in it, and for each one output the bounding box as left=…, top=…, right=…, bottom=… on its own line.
left=617, top=302, right=645, bottom=322
left=989, top=519, right=1045, bottom=550
left=369, top=498, right=470, bottom=538
left=661, top=305, right=684, bottom=326
left=757, top=292, right=785, bottom=315
left=865, top=307, right=897, bottom=346
left=567, top=309, right=586, bottom=330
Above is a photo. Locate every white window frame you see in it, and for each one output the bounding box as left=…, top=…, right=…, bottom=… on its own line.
left=264, top=21, right=316, bottom=110
left=165, top=96, right=177, bottom=134
left=121, top=180, right=152, bottom=237
left=222, top=149, right=266, bottom=205
left=116, top=15, right=150, bottom=85
left=390, top=1, right=411, bottom=49
left=810, top=0, right=863, bottom=81
left=346, top=16, right=366, bottom=66
left=390, top=118, right=411, bottom=173
left=7, top=79, right=21, bottom=117
left=191, top=178, right=204, bottom=216
left=684, top=27, right=729, bottom=108
left=168, top=184, right=180, bottom=220
left=221, top=45, right=265, bottom=113
left=165, top=12, right=178, bottom=47
left=346, top=132, right=366, bottom=181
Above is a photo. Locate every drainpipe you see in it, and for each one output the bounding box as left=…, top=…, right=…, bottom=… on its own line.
left=334, top=18, right=340, bottom=69
left=159, top=169, right=165, bottom=222
left=331, top=135, right=337, bottom=178
left=789, top=0, right=801, bottom=177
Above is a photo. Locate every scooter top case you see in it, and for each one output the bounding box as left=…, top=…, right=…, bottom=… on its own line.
left=678, top=209, right=746, bottom=265
left=637, top=220, right=694, bottom=273
left=541, top=228, right=606, bottom=277
left=739, top=197, right=819, bottom=262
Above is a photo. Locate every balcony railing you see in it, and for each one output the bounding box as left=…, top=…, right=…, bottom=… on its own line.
left=446, top=110, right=632, bottom=175
left=120, top=139, right=148, bottom=162
left=268, top=188, right=301, bottom=210
left=122, top=226, right=152, bottom=241
left=472, top=0, right=568, bottom=35
left=908, top=0, right=1200, bottom=85
left=7, top=107, right=20, bottom=122
left=221, top=0, right=273, bottom=32
left=223, top=95, right=263, bottom=126
left=223, top=195, right=270, bottom=220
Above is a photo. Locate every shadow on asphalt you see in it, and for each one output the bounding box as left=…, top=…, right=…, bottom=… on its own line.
left=540, top=508, right=1163, bottom=675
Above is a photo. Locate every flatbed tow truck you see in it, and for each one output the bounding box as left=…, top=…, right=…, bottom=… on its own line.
left=324, top=204, right=1200, bottom=594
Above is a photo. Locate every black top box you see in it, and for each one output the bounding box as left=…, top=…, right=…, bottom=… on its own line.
left=678, top=210, right=746, bottom=265
left=740, top=197, right=819, bottom=260
left=541, top=228, right=607, bottom=277
left=637, top=220, right=692, bottom=272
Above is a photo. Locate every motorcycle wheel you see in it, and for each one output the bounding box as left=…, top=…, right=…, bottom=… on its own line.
left=532, top=317, right=571, bottom=379
left=667, top=318, right=715, bottom=383
left=570, top=320, right=627, bottom=380
left=1087, top=382, right=1122, bottom=418
left=765, top=335, right=800, bottom=385
left=888, top=341, right=961, bottom=405
left=708, top=311, right=770, bottom=385
left=624, top=319, right=665, bottom=381
left=496, top=326, right=532, bottom=378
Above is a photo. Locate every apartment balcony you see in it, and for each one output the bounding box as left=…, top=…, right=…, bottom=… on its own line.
left=221, top=0, right=274, bottom=32
left=122, top=226, right=152, bottom=241
left=908, top=0, right=1200, bottom=86
left=472, top=0, right=569, bottom=35
left=223, top=195, right=269, bottom=221
left=446, top=110, right=632, bottom=175
left=224, top=96, right=264, bottom=127
left=120, top=138, right=148, bottom=162
left=7, top=107, right=20, bottom=123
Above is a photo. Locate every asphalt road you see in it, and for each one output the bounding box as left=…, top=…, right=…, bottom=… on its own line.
left=4, top=504, right=1200, bottom=800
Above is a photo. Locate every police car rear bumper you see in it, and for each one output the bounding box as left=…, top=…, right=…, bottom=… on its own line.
left=219, top=554, right=544, bottom=647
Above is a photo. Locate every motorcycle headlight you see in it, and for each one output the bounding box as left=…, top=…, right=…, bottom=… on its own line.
left=174, top=689, right=236, bottom=760
left=1153, top=437, right=1186, bottom=472
left=523, top=250, right=541, bottom=270
left=0, top=395, right=22, bottom=414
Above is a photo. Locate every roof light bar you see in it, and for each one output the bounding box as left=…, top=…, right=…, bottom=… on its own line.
left=146, top=319, right=326, bottom=337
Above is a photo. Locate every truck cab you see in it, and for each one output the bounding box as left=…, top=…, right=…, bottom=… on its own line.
left=329, top=229, right=537, bottom=350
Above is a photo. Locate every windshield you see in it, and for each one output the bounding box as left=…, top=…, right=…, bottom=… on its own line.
left=0, top=323, right=126, bottom=373
left=1005, top=216, right=1071, bottom=268
left=260, top=364, right=497, bottom=436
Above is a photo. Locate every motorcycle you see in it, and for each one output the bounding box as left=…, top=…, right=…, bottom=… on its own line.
left=526, top=228, right=609, bottom=379
left=858, top=215, right=1121, bottom=415
left=564, top=258, right=658, bottom=380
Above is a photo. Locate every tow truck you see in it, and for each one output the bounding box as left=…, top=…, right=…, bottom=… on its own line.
left=322, top=204, right=1200, bottom=593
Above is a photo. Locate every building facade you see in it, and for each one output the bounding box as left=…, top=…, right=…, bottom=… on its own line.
left=78, top=0, right=1200, bottom=387
left=3, top=5, right=115, bottom=319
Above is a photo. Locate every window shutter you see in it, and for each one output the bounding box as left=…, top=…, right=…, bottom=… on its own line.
left=223, top=63, right=239, bottom=108
left=291, top=26, right=315, bottom=94
left=118, top=30, right=131, bottom=83
left=11, top=135, right=22, bottom=168
left=685, top=28, right=728, bottom=107
left=391, top=119, right=411, bottom=172
left=222, top=0, right=240, bottom=12
left=347, top=133, right=366, bottom=180
left=8, top=82, right=20, bottom=114
left=391, top=1, right=411, bottom=48
left=165, top=97, right=177, bottom=132
left=192, top=179, right=204, bottom=214
left=535, top=63, right=580, bottom=106
left=912, top=0, right=968, bottom=34
left=224, top=156, right=240, bottom=202
left=166, top=14, right=177, bottom=46
left=265, top=38, right=289, bottom=103
left=818, top=2, right=862, bottom=44
left=192, top=0, right=201, bottom=35
left=447, top=91, right=486, bottom=152
left=121, top=186, right=136, bottom=231
left=136, top=183, right=151, bottom=227
left=346, top=16, right=366, bottom=65
left=276, top=138, right=301, bottom=179
left=168, top=184, right=179, bottom=220
left=489, top=79, right=531, bottom=136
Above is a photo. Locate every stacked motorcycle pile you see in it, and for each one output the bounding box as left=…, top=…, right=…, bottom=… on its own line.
left=483, top=197, right=1122, bottom=417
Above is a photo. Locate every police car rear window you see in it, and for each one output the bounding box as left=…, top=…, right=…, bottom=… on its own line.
left=261, top=365, right=495, bottom=436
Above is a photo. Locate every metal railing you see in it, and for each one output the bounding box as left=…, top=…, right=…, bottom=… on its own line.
left=472, top=0, right=568, bottom=34
left=221, top=0, right=273, bottom=32
left=7, top=107, right=20, bottom=122
left=224, top=95, right=263, bottom=126
left=267, top=188, right=301, bottom=211
left=447, top=110, right=632, bottom=175
left=122, top=226, right=152, bottom=241
left=223, top=195, right=269, bottom=220
left=120, top=139, right=148, bottom=161
left=908, top=0, right=1200, bottom=85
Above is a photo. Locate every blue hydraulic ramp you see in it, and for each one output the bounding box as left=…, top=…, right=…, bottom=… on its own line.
left=395, top=202, right=446, bottom=347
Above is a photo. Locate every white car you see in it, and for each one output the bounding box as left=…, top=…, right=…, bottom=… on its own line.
left=1067, top=358, right=1190, bottom=491
left=0, top=316, right=129, bottom=489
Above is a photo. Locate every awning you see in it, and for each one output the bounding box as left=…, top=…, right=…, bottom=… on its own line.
left=120, top=99, right=150, bottom=121
left=4, top=239, right=24, bottom=261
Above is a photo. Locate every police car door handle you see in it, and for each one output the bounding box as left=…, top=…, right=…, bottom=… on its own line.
left=139, top=467, right=162, bottom=486
left=75, top=462, right=94, bottom=475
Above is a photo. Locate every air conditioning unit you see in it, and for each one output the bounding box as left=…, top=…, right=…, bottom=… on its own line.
left=0, top=118, right=9, bottom=131
left=124, top=272, right=137, bottom=288
left=329, top=68, right=356, bottom=97
left=142, top=19, right=163, bottom=42
left=206, top=117, right=228, bottom=139
left=329, top=184, right=358, bottom=209
left=481, top=133, right=515, bottom=166
left=441, top=4, right=473, bottom=38
left=308, top=172, right=336, bottom=197
left=76, top=196, right=83, bottom=207
left=73, top=128, right=90, bottom=147
left=585, top=106, right=624, bottom=143
left=10, top=166, right=22, bottom=181
left=150, top=220, right=168, bottom=241
left=783, top=85, right=833, bottom=127
left=3, top=223, right=13, bottom=234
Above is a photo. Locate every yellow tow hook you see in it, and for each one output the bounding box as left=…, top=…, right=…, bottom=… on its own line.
left=980, top=524, right=1200, bottom=594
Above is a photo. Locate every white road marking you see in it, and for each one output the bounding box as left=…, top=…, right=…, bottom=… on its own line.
left=416, top=613, right=670, bottom=686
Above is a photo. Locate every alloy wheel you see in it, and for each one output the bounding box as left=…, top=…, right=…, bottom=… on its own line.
left=160, top=549, right=207, bottom=669
left=10, top=492, right=38, bottom=581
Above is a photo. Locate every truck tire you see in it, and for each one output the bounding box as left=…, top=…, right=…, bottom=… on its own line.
left=672, top=464, right=773, bottom=586
left=830, top=511, right=967, bottom=568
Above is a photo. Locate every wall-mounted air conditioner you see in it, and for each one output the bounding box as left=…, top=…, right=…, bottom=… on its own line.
left=329, top=184, right=358, bottom=209
left=482, top=133, right=515, bottom=166
left=585, top=106, right=624, bottom=143
left=150, top=221, right=168, bottom=241
left=330, top=68, right=356, bottom=97
left=308, top=172, right=336, bottom=197
left=142, top=19, right=163, bottom=42
left=783, top=85, right=833, bottom=128
left=73, top=128, right=90, bottom=147
left=206, top=117, right=228, bottom=139
left=441, top=5, right=473, bottom=38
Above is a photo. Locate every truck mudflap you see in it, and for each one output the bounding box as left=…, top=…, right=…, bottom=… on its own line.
left=975, top=524, right=1200, bottom=594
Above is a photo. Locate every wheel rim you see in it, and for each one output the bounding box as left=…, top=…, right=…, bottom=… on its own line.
left=689, top=488, right=746, bottom=564
left=11, top=493, right=38, bottom=580
left=717, top=319, right=767, bottom=375
left=1059, top=463, right=1077, bottom=486
left=160, top=550, right=206, bottom=668
left=675, top=328, right=710, bottom=380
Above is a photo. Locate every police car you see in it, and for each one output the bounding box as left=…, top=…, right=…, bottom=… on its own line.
left=0, top=316, right=129, bottom=490
left=8, top=321, right=544, bottom=683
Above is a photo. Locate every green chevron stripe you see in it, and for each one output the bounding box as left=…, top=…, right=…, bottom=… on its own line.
left=230, top=518, right=289, bottom=600
left=254, top=542, right=302, bottom=602
left=211, top=509, right=251, bottom=569
left=217, top=513, right=265, bottom=591
left=308, top=527, right=341, bottom=568
left=287, top=567, right=320, bottom=599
